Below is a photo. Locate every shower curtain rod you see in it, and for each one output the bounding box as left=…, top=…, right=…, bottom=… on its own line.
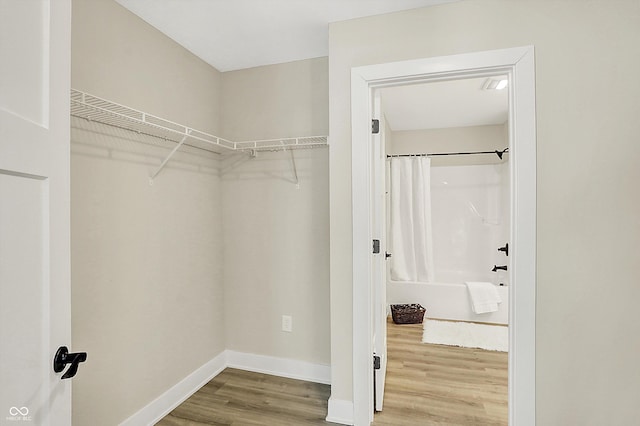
left=387, top=147, right=509, bottom=159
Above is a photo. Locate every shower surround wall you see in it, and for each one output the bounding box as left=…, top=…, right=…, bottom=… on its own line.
left=430, top=163, right=510, bottom=286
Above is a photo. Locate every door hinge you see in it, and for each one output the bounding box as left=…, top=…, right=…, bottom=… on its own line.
left=372, top=119, right=380, bottom=134
left=373, top=355, right=381, bottom=370
left=373, top=239, right=380, bottom=254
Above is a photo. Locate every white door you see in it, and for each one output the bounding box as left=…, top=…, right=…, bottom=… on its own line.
left=0, top=0, right=74, bottom=424
left=372, top=92, right=388, bottom=411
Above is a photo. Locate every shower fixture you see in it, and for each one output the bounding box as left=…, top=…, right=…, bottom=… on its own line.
left=492, top=265, right=508, bottom=272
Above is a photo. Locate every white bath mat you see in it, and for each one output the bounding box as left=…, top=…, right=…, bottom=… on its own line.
left=422, top=319, right=508, bottom=352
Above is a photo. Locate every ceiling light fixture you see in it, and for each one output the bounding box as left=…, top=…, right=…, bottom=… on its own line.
left=483, top=78, right=509, bottom=91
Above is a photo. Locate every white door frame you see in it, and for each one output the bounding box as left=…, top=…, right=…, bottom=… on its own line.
left=351, top=46, right=537, bottom=426
left=371, top=92, right=387, bottom=412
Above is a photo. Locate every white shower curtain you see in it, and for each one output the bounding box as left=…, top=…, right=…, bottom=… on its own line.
left=389, top=156, right=435, bottom=282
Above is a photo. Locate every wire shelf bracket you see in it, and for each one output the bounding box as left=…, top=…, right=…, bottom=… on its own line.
left=289, top=149, right=300, bottom=189
left=149, top=130, right=191, bottom=185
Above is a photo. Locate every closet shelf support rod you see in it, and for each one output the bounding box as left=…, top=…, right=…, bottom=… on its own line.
left=289, top=149, right=299, bottom=188
left=150, top=130, right=192, bottom=182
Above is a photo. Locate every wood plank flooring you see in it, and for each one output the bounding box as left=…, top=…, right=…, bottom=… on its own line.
left=157, top=318, right=507, bottom=425
left=372, top=319, right=508, bottom=425
left=156, top=368, right=332, bottom=425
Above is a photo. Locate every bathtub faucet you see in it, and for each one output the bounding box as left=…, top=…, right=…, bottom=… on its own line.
left=492, top=265, right=508, bottom=272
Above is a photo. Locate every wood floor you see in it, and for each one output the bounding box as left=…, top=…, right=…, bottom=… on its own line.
left=372, top=319, right=508, bottom=425
left=156, top=368, right=332, bottom=425
left=157, top=319, right=507, bottom=425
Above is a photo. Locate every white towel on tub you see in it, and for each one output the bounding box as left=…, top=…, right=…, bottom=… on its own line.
left=465, top=282, right=502, bottom=314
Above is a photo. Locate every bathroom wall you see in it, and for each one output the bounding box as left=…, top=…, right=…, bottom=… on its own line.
left=328, top=1, right=640, bottom=423
left=389, top=125, right=507, bottom=166
left=71, top=1, right=224, bottom=425
left=220, top=58, right=331, bottom=365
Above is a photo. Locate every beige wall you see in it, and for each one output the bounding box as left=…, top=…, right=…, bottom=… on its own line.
left=220, top=149, right=330, bottom=363
left=390, top=124, right=508, bottom=166
left=72, top=2, right=331, bottom=422
left=221, top=57, right=329, bottom=141
left=329, top=1, right=640, bottom=424
left=72, top=0, right=221, bottom=135
left=221, top=59, right=330, bottom=364
left=71, top=1, right=224, bottom=425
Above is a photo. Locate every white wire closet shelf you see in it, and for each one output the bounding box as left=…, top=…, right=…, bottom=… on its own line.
left=70, top=89, right=328, bottom=154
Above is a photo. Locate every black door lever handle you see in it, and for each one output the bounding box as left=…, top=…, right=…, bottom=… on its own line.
left=53, top=346, right=87, bottom=379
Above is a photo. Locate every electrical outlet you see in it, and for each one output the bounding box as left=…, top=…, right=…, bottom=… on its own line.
left=282, top=315, right=293, bottom=332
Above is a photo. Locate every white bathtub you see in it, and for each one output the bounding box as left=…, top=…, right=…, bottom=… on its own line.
left=387, top=280, right=508, bottom=325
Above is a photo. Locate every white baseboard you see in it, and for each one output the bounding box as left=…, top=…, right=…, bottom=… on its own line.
left=119, top=350, right=332, bottom=425
left=326, top=397, right=354, bottom=425
left=225, top=350, right=331, bottom=385
left=119, top=351, right=226, bottom=426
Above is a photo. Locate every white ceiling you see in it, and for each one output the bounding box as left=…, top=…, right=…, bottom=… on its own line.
left=380, top=77, right=509, bottom=131
left=113, top=1, right=504, bottom=131
left=115, top=0, right=456, bottom=72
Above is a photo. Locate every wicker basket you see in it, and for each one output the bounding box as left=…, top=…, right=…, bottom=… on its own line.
left=390, top=304, right=426, bottom=324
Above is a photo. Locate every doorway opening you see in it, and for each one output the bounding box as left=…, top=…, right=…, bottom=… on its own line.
left=373, top=74, right=510, bottom=424
left=351, top=47, right=536, bottom=426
